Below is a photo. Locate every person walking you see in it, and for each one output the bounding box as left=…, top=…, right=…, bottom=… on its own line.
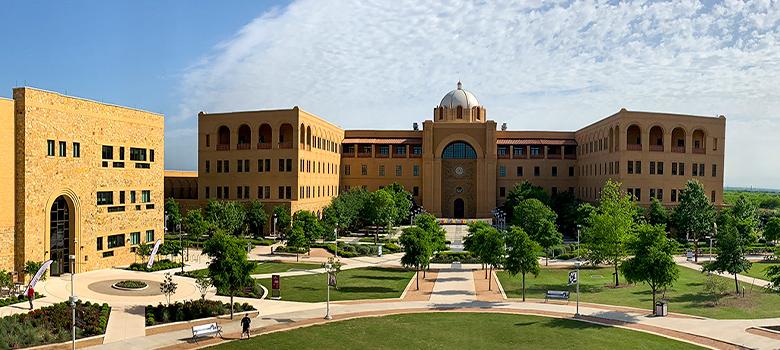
left=27, top=287, right=34, bottom=310
left=240, top=314, right=251, bottom=339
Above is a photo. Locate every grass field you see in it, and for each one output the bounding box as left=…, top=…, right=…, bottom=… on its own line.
left=208, top=313, right=704, bottom=350
left=182, top=261, right=322, bottom=278
left=496, top=265, right=780, bottom=319
left=742, top=262, right=779, bottom=281
left=257, top=267, right=414, bottom=302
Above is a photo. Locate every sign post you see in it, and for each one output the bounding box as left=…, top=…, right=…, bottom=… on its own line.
left=569, top=267, right=579, bottom=317
left=147, top=239, right=163, bottom=269
left=324, top=263, right=333, bottom=320
left=271, top=274, right=281, bottom=300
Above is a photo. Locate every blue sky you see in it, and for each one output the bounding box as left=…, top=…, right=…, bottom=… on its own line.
left=2, top=1, right=780, bottom=189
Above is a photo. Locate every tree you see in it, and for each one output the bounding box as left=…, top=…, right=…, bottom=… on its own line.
left=245, top=200, right=268, bottom=238
left=399, top=226, right=432, bottom=290
left=160, top=272, right=178, bottom=305
left=672, top=180, right=716, bottom=262
left=704, top=223, right=751, bottom=294
left=550, top=191, right=581, bottom=237
left=503, top=181, right=550, bottom=219
left=480, top=226, right=505, bottom=291
left=512, top=198, right=562, bottom=265
left=703, top=275, right=728, bottom=305
left=183, top=209, right=210, bottom=238
left=273, top=205, right=292, bottom=238
left=583, top=180, right=636, bottom=286
left=135, top=243, right=152, bottom=263
left=646, top=198, right=670, bottom=230
left=24, top=261, right=46, bottom=282
left=286, top=223, right=308, bottom=262
left=385, top=183, right=413, bottom=226
left=414, top=213, right=447, bottom=252
left=727, top=195, right=759, bottom=244
left=504, top=226, right=540, bottom=301
left=293, top=210, right=325, bottom=254
left=323, top=188, right=370, bottom=232
left=620, top=224, right=679, bottom=314
left=464, top=221, right=491, bottom=276
left=365, top=189, right=395, bottom=244
left=202, top=232, right=255, bottom=318
left=764, top=217, right=780, bottom=243
left=0, top=270, right=12, bottom=291
left=165, top=198, right=182, bottom=232
left=195, top=275, right=211, bottom=300
left=204, top=200, right=247, bottom=236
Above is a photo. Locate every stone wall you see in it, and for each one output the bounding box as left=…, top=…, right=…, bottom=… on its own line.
left=0, top=98, right=14, bottom=271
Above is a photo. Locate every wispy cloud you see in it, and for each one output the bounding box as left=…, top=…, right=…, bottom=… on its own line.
left=174, top=0, right=780, bottom=188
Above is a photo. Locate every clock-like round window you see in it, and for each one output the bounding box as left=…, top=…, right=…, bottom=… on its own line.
left=456, top=186, right=464, bottom=193
left=454, top=166, right=464, bottom=176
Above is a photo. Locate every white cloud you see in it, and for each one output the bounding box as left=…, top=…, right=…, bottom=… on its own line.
left=173, top=0, right=780, bottom=188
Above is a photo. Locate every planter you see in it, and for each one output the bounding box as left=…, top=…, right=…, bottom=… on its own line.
left=112, top=280, right=149, bottom=291
left=145, top=310, right=259, bottom=336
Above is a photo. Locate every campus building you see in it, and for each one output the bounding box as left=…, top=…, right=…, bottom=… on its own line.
left=195, top=82, right=726, bottom=223
left=0, top=88, right=164, bottom=276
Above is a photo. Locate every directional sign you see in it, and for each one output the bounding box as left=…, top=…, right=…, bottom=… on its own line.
left=568, top=270, right=578, bottom=286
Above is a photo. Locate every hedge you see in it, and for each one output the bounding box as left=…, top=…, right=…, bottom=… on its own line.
left=0, top=292, right=44, bottom=308
left=0, top=301, right=110, bottom=349
left=145, top=299, right=255, bottom=326
left=128, top=259, right=183, bottom=272
left=430, top=251, right=480, bottom=264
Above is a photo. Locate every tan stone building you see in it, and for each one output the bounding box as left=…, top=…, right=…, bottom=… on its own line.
left=195, top=82, right=725, bottom=223
left=0, top=88, right=164, bottom=276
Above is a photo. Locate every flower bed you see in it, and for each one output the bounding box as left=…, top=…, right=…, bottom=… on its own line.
left=113, top=280, right=148, bottom=289
left=127, top=259, right=183, bottom=272
left=0, top=301, right=110, bottom=349
left=145, top=299, right=255, bottom=326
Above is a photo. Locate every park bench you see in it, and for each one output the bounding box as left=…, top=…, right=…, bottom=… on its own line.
left=544, top=290, right=569, bottom=303
left=192, top=323, right=222, bottom=341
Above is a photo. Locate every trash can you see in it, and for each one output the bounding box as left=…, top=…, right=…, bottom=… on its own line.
left=655, top=300, right=668, bottom=317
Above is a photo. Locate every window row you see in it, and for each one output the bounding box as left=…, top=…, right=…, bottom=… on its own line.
left=343, top=185, right=420, bottom=197
left=344, top=164, right=421, bottom=177
left=343, top=144, right=423, bottom=158
left=579, top=186, right=717, bottom=203
left=499, top=186, right=574, bottom=198
left=97, top=230, right=155, bottom=254
left=498, top=165, right=575, bottom=178
left=47, top=140, right=81, bottom=158
left=96, top=190, right=152, bottom=206
left=205, top=185, right=339, bottom=201
left=101, top=145, right=155, bottom=168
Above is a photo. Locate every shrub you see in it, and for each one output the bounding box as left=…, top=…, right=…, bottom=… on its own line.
left=114, top=280, right=147, bottom=289
left=127, top=259, right=183, bottom=272
left=0, top=293, right=44, bottom=308
left=430, top=251, right=480, bottom=264
left=0, top=301, right=110, bottom=348
left=144, top=299, right=256, bottom=326
left=247, top=238, right=275, bottom=246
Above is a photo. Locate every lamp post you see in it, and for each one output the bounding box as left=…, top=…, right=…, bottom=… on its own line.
left=69, top=254, right=77, bottom=350
left=711, top=222, right=717, bottom=261
left=324, top=262, right=333, bottom=320
left=178, top=223, right=184, bottom=274
left=273, top=214, right=278, bottom=238
left=575, top=224, right=581, bottom=317
left=334, top=220, right=339, bottom=259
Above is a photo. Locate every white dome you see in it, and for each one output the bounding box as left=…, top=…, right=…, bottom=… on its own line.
left=439, top=81, right=480, bottom=109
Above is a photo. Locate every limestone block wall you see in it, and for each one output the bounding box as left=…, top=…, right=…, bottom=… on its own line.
left=0, top=98, right=14, bottom=271
left=13, top=88, right=164, bottom=273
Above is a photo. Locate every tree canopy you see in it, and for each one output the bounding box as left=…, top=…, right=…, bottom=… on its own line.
left=724, top=195, right=759, bottom=244
left=204, top=200, right=247, bottom=236
left=165, top=198, right=182, bottom=231
left=183, top=209, right=210, bottom=237
left=245, top=200, right=268, bottom=238
left=503, top=181, right=550, bottom=219
left=672, top=180, right=716, bottom=262
left=399, top=226, right=433, bottom=290
left=503, top=226, right=541, bottom=301
left=384, top=183, right=413, bottom=226
left=414, top=213, right=447, bottom=252
left=646, top=198, right=670, bottom=229
left=512, top=198, right=562, bottom=265
left=764, top=217, right=780, bottom=243
left=273, top=205, right=292, bottom=237
left=704, top=223, right=751, bottom=294
left=202, top=232, right=255, bottom=318
left=621, top=224, right=679, bottom=313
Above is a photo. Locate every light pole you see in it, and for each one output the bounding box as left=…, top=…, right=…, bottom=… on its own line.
left=273, top=214, right=278, bottom=238
left=69, top=254, right=77, bottom=350
left=711, top=222, right=717, bottom=261
left=334, top=220, right=339, bottom=259
left=324, top=262, right=332, bottom=320
left=575, top=224, right=581, bottom=317
left=178, top=223, right=184, bottom=274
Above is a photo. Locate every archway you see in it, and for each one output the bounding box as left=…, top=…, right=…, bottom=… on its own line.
left=49, top=196, right=72, bottom=276
left=453, top=198, right=465, bottom=218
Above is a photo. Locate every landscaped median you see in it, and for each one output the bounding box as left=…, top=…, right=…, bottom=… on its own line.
left=145, top=299, right=256, bottom=326
left=177, top=260, right=322, bottom=279
left=0, top=301, right=110, bottom=349
left=496, top=264, right=780, bottom=319
left=256, top=267, right=415, bottom=302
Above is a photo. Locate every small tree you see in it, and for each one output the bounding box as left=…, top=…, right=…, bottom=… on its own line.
left=673, top=180, right=716, bottom=262
left=195, top=275, right=211, bottom=300
left=0, top=270, right=12, bottom=291
left=646, top=198, right=669, bottom=229
left=385, top=183, right=413, bottom=226
left=503, top=181, right=550, bottom=219
left=204, top=200, right=247, bottom=236
left=464, top=221, right=491, bottom=275
left=727, top=195, right=759, bottom=244
left=620, top=224, right=679, bottom=314
left=135, top=243, right=152, bottom=263
left=764, top=217, right=780, bottom=243
left=273, top=205, right=292, bottom=238
left=286, top=223, right=308, bottom=262
left=703, top=275, right=728, bottom=305
left=704, top=223, right=751, bottom=294
left=293, top=210, right=325, bottom=254
left=415, top=213, right=447, bottom=253
left=480, top=226, right=505, bottom=291
left=202, top=232, right=255, bottom=318
left=512, top=198, right=562, bottom=265
left=365, top=189, right=395, bottom=244
left=165, top=198, right=182, bottom=232
left=504, top=226, right=541, bottom=301
left=399, top=226, right=432, bottom=290
left=24, top=261, right=46, bottom=282
left=183, top=209, right=210, bottom=238
left=245, top=200, right=268, bottom=238
left=160, top=272, right=178, bottom=305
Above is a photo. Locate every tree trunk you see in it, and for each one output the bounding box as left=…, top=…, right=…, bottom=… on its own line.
left=423, top=267, right=426, bottom=278
left=693, top=238, right=699, bottom=263
left=651, top=285, right=656, bottom=316
left=734, top=274, right=740, bottom=295
left=230, top=293, right=235, bottom=319
left=485, top=264, right=488, bottom=279
left=614, top=262, right=620, bottom=287
left=296, top=252, right=299, bottom=262
left=488, top=266, right=492, bottom=291
left=545, top=253, right=549, bottom=266
left=522, top=272, right=526, bottom=302
left=416, top=266, right=420, bottom=290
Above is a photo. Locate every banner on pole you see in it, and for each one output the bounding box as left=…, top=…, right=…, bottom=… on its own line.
left=328, top=273, right=337, bottom=287
left=271, top=274, right=281, bottom=299
left=25, top=260, right=53, bottom=295
left=147, top=239, right=163, bottom=268
left=568, top=270, right=578, bottom=286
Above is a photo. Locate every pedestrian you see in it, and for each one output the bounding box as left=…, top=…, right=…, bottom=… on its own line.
left=240, top=314, right=251, bottom=339
left=27, top=287, right=34, bottom=310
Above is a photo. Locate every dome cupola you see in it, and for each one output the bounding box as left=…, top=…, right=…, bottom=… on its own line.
left=434, top=81, right=486, bottom=123
left=439, top=81, right=480, bottom=109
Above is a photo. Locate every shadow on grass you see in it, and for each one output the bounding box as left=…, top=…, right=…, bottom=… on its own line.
left=542, top=317, right=608, bottom=330
left=335, top=286, right=397, bottom=293
left=349, top=275, right=408, bottom=281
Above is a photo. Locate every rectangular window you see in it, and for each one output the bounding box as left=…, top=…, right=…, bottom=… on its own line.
left=497, top=146, right=509, bottom=156
left=552, top=187, right=558, bottom=195
left=150, top=149, right=155, bottom=162
left=498, top=165, right=506, bottom=177
left=224, top=186, right=229, bottom=199
left=141, top=190, right=151, bottom=203
left=711, top=190, right=716, bottom=203
left=97, top=191, right=113, bottom=205
left=413, top=186, right=419, bottom=197
left=286, top=186, right=291, bottom=199
left=130, top=148, right=147, bottom=161
left=264, top=186, right=270, bottom=199
left=551, top=166, right=558, bottom=177
left=145, top=230, right=155, bottom=242
left=217, top=186, right=223, bottom=199
left=224, top=160, right=230, bottom=173
left=107, top=234, right=125, bottom=249
left=361, top=164, right=368, bottom=176
left=672, top=162, right=678, bottom=176
left=395, top=145, right=407, bottom=156
left=119, top=147, right=125, bottom=160
left=516, top=166, right=524, bottom=177
left=635, top=188, right=641, bottom=201
left=97, top=237, right=103, bottom=251
left=650, top=161, right=656, bottom=175
left=129, top=232, right=141, bottom=245
left=568, top=166, right=574, bottom=177
left=499, top=187, right=506, bottom=197
left=650, top=188, right=656, bottom=199
left=217, top=160, right=223, bottom=173
left=259, top=159, right=265, bottom=173
left=658, top=161, right=664, bottom=175
left=534, top=166, right=540, bottom=177
left=119, top=191, right=125, bottom=204
left=530, top=146, right=541, bottom=156
left=345, top=165, right=351, bottom=175
left=205, top=187, right=210, bottom=199
left=47, top=140, right=55, bottom=156
left=699, top=163, right=705, bottom=177
left=413, top=165, right=420, bottom=176
left=205, top=160, right=210, bottom=173
left=712, top=164, right=717, bottom=177
left=102, top=251, right=114, bottom=258
left=679, top=163, right=685, bottom=176
left=279, top=159, right=285, bottom=172
left=396, top=165, right=402, bottom=176
left=265, top=159, right=270, bottom=172
left=627, top=161, right=634, bottom=174
left=72, top=142, right=80, bottom=158
left=57, top=141, right=66, bottom=157
left=379, top=165, right=385, bottom=176
left=513, top=146, right=525, bottom=157
left=206, top=134, right=210, bottom=147
left=412, top=145, right=422, bottom=155
left=658, top=189, right=664, bottom=201
left=636, top=161, right=642, bottom=174
left=237, top=186, right=243, bottom=199
left=102, top=145, right=113, bottom=160
left=692, top=163, right=698, bottom=176
left=286, top=159, right=292, bottom=172
left=378, top=145, right=389, bottom=155
left=258, top=186, right=264, bottom=199
left=237, top=160, right=244, bottom=173
left=278, top=186, right=284, bottom=199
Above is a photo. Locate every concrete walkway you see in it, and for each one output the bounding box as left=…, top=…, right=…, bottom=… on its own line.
left=430, top=267, right=475, bottom=302
left=676, top=257, right=772, bottom=288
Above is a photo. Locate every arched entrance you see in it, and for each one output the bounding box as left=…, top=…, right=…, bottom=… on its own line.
left=49, top=196, right=72, bottom=276
left=453, top=198, right=465, bottom=218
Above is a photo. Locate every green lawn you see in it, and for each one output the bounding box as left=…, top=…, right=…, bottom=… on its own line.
left=742, top=262, right=779, bottom=281
left=181, top=261, right=322, bottom=278
left=257, top=267, right=414, bottom=302
left=208, top=313, right=704, bottom=350
left=497, top=265, right=780, bottom=319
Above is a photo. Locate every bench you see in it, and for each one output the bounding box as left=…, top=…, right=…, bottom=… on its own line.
left=192, top=323, right=222, bottom=340
left=544, top=290, right=569, bottom=303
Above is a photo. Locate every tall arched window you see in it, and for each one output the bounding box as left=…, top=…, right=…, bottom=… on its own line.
left=442, top=141, right=477, bottom=159
left=456, top=106, right=463, bottom=119
left=217, top=125, right=230, bottom=146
